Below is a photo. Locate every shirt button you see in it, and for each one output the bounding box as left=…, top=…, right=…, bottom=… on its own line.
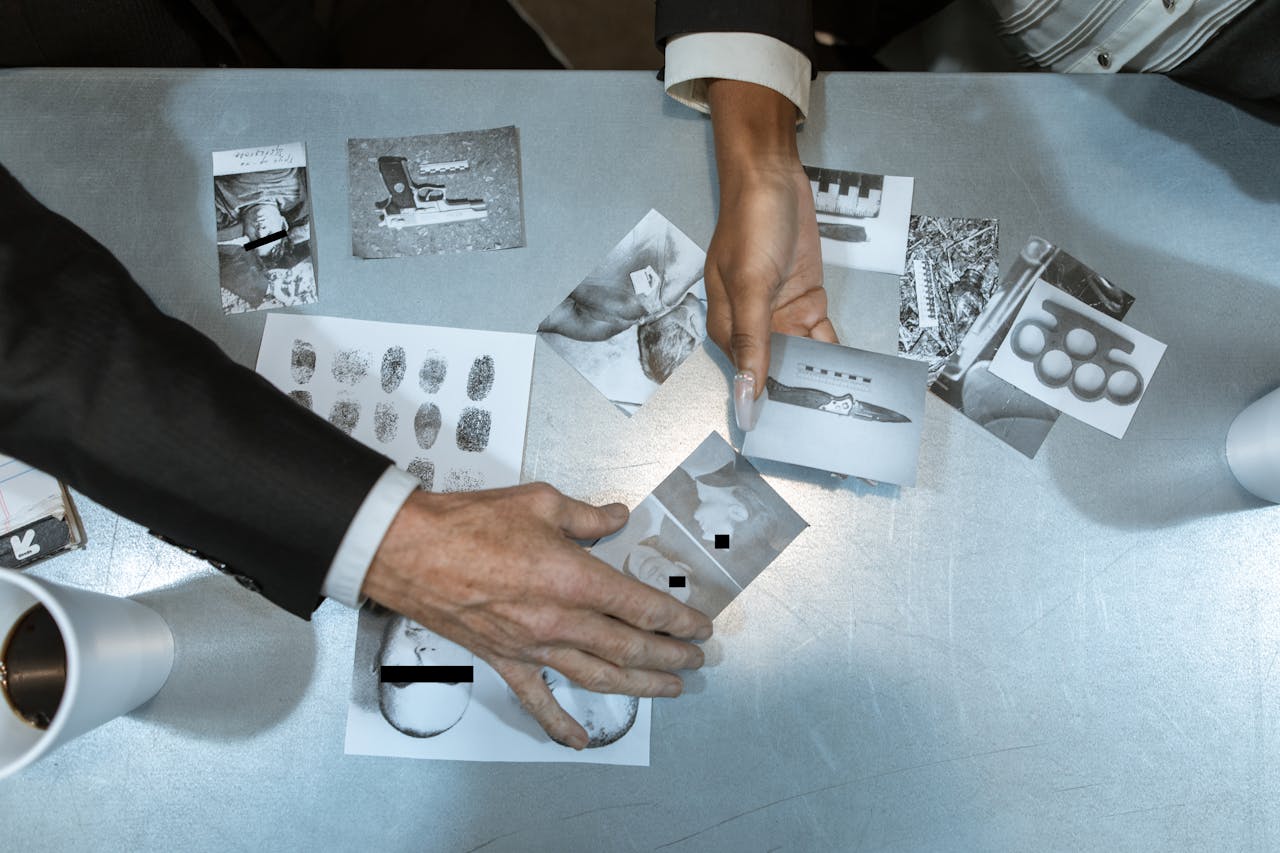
left=1097, top=51, right=1112, bottom=68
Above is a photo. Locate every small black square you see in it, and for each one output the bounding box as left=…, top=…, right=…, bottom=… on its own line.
left=668, top=576, right=686, bottom=588
left=714, top=534, right=730, bottom=549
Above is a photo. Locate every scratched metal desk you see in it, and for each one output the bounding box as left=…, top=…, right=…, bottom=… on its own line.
left=1, top=69, right=1279, bottom=851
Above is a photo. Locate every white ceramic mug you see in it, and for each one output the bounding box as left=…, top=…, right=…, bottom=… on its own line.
left=1226, top=386, right=1280, bottom=504
left=0, top=573, right=174, bottom=780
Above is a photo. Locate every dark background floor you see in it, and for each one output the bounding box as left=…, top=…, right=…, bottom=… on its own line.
left=318, top=0, right=1017, bottom=72
left=510, top=0, right=1017, bottom=71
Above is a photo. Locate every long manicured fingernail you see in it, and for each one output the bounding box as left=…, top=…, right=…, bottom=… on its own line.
left=734, top=370, right=760, bottom=431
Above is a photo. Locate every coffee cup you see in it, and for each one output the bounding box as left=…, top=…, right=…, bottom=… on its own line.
left=1226, top=387, right=1280, bottom=504
left=0, top=572, right=174, bottom=780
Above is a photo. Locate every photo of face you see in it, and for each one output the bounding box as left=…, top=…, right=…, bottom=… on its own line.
left=592, top=495, right=743, bottom=620
left=376, top=615, right=474, bottom=738
left=540, top=668, right=638, bottom=748
left=346, top=600, right=652, bottom=765
left=691, top=479, right=750, bottom=545
left=622, top=542, right=693, bottom=605
left=242, top=202, right=287, bottom=251
left=652, top=432, right=808, bottom=590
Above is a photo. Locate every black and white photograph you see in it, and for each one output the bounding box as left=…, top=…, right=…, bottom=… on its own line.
left=805, top=165, right=915, bottom=274
left=537, top=209, right=708, bottom=415
left=352, top=606, right=476, bottom=740
left=990, top=279, right=1166, bottom=439
left=931, top=237, right=1137, bottom=458
left=650, top=432, right=807, bottom=589
left=212, top=142, right=318, bottom=314
left=742, top=334, right=930, bottom=485
left=590, top=495, right=743, bottom=620
left=347, top=126, right=525, bottom=259
left=345, top=605, right=649, bottom=764
left=255, top=314, right=535, bottom=497
left=899, top=216, right=1000, bottom=380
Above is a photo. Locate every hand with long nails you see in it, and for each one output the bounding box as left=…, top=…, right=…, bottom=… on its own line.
left=702, top=79, right=839, bottom=432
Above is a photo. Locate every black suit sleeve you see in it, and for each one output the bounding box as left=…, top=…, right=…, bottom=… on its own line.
left=654, top=0, right=816, bottom=68
left=0, top=164, right=391, bottom=618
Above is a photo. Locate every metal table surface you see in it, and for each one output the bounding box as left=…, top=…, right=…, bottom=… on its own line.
left=1, top=69, right=1278, bottom=852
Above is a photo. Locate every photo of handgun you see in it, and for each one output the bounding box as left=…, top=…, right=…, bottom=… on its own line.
left=374, top=156, right=488, bottom=229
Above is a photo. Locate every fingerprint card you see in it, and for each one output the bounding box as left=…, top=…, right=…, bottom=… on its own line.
left=989, top=279, right=1166, bottom=439
left=255, top=314, right=535, bottom=494
left=213, top=142, right=319, bottom=315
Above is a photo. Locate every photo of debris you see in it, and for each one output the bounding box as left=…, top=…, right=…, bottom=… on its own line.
left=898, top=216, right=1000, bottom=381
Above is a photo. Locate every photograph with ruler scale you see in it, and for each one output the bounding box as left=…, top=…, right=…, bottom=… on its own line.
left=347, top=127, right=525, bottom=259
left=898, top=215, right=1000, bottom=380
left=804, top=164, right=914, bottom=274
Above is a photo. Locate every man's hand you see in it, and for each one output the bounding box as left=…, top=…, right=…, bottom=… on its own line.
left=361, top=484, right=714, bottom=749
left=705, top=79, right=837, bottom=430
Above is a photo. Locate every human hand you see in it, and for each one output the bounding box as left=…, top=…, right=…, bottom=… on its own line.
left=537, top=282, right=648, bottom=342
left=704, top=80, right=838, bottom=430
left=361, top=483, right=713, bottom=749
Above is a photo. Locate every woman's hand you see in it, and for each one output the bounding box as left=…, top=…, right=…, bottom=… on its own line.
left=704, top=80, right=838, bottom=430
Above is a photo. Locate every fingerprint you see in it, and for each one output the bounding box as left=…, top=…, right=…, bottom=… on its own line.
left=329, top=397, right=361, bottom=435
left=374, top=402, right=398, bottom=443
left=406, top=458, right=435, bottom=491
left=414, top=402, right=441, bottom=449
left=287, top=390, right=312, bottom=410
left=456, top=407, right=491, bottom=453
left=381, top=346, right=406, bottom=393
left=443, top=469, right=485, bottom=492
left=332, top=349, right=371, bottom=385
left=290, top=340, right=316, bottom=384
left=419, top=351, right=448, bottom=394
left=466, top=355, right=495, bottom=401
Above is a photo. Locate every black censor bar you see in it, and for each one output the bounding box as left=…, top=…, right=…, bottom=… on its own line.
left=243, top=228, right=288, bottom=251
left=379, top=665, right=474, bottom=683
left=714, top=534, right=730, bottom=549
left=668, top=576, right=687, bottom=588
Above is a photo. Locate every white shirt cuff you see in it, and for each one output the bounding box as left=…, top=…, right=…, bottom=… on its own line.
left=664, top=32, right=812, bottom=120
left=320, top=465, right=420, bottom=608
